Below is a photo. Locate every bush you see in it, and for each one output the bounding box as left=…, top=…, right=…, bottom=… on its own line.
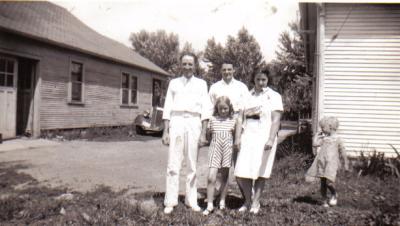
left=353, top=148, right=400, bottom=179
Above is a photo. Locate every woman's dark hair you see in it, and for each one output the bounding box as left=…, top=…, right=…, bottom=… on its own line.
left=251, top=68, right=271, bottom=83
left=213, top=96, right=234, bottom=118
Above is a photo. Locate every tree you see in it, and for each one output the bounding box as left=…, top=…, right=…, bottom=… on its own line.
left=129, top=30, right=179, bottom=74
left=225, top=27, right=265, bottom=87
left=203, top=28, right=266, bottom=87
left=203, top=38, right=225, bottom=85
left=271, top=22, right=312, bottom=120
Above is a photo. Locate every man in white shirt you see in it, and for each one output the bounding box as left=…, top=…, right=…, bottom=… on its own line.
left=209, top=62, right=250, bottom=119
left=162, top=53, right=209, bottom=214
left=208, top=62, right=250, bottom=205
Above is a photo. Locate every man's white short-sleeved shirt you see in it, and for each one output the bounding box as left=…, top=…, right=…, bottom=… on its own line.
left=162, top=76, right=209, bottom=121
left=208, top=78, right=250, bottom=113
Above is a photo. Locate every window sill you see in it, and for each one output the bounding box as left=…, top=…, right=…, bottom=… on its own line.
left=68, top=101, right=85, bottom=106
left=120, top=104, right=138, bottom=109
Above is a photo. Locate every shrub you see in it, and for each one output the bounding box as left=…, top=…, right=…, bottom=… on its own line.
left=353, top=146, right=400, bottom=179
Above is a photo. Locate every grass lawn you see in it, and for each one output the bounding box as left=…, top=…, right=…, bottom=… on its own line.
left=0, top=133, right=399, bottom=225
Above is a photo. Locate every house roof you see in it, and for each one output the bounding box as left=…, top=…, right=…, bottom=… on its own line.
left=0, top=1, right=169, bottom=76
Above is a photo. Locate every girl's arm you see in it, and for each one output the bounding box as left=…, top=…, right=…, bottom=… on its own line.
left=234, top=114, right=243, bottom=150
left=312, top=131, right=323, bottom=147
left=338, top=138, right=349, bottom=171
left=312, top=131, right=323, bottom=155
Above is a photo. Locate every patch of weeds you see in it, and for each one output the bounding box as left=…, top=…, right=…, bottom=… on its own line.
left=353, top=148, right=400, bottom=179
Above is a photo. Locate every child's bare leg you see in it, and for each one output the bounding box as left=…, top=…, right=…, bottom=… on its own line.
left=219, top=168, right=230, bottom=208
left=326, top=180, right=337, bottom=206
left=320, top=178, right=328, bottom=206
left=206, top=168, right=219, bottom=210
left=326, top=180, right=336, bottom=196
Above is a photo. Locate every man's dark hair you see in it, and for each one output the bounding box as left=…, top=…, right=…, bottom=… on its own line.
left=179, top=52, right=198, bottom=64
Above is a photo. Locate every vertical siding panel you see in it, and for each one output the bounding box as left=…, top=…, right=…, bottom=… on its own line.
left=323, top=4, right=400, bottom=156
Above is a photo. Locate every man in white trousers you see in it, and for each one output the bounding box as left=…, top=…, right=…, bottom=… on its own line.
left=162, top=53, right=210, bottom=214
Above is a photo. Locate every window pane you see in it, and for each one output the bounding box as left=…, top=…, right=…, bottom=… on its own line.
left=71, top=62, right=82, bottom=74
left=6, top=74, right=13, bottom=87
left=7, top=60, right=14, bottom=73
left=130, top=76, right=137, bottom=90
left=72, top=82, right=82, bottom=101
left=122, top=89, right=129, bottom=104
left=0, top=73, right=4, bottom=86
left=122, top=73, right=129, bottom=88
left=131, top=90, right=137, bottom=104
left=71, top=73, right=82, bottom=82
left=0, top=59, right=5, bottom=72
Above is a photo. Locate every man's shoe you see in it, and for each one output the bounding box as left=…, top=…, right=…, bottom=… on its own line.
left=164, top=206, right=174, bottom=214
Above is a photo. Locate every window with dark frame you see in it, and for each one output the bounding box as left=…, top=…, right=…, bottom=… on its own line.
left=0, top=58, right=15, bottom=87
left=70, top=61, right=83, bottom=102
left=121, top=72, right=138, bottom=105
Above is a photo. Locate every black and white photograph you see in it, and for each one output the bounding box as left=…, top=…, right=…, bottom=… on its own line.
left=0, top=0, right=399, bottom=225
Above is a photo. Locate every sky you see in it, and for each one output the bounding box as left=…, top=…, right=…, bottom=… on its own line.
left=52, top=0, right=299, bottom=62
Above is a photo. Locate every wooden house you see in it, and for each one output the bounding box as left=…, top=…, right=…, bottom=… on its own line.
left=300, top=3, right=400, bottom=156
left=0, top=2, right=169, bottom=139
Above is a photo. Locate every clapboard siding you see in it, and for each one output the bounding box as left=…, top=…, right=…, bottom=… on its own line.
left=0, top=32, right=166, bottom=131
left=322, top=4, right=400, bottom=156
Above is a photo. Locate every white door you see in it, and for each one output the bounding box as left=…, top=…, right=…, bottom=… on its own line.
left=0, top=56, right=18, bottom=139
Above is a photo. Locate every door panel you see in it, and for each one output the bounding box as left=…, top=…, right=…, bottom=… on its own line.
left=0, top=56, right=17, bottom=139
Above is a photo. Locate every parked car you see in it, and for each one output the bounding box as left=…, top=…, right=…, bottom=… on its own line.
left=134, top=106, right=164, bottom=135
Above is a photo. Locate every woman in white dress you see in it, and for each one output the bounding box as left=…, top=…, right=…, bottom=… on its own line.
left=234, top=69, right=283, bottom=214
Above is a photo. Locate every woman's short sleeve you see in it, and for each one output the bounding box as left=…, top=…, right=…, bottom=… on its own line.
left=270, top=92, right=284, bottom=112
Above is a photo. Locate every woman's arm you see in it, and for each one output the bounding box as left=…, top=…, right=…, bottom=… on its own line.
left=264, top=110, right=282, bottom=150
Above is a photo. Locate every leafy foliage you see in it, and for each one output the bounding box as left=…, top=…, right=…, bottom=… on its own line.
left=271, top=22, right=312, bottom=119
left=353, top=148, right=400, bottom=179
left=129, top=30, right=180, bottom=74
left=203, top=27, right=266, bottom=87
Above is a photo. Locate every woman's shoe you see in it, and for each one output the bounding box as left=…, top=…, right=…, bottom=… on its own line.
left=219, top=200, right=226, bottom=210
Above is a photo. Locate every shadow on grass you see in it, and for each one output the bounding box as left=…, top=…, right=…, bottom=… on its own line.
left=293, top=195, right=320, bottom=205
left=135, top=188, right=244, bottom=210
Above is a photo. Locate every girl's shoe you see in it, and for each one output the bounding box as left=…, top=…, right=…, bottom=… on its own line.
left=329, top=195, right=337, bottom=206
left=322, top=201, right=329, bottom=208
left=238, top=205, right=248, bottom=212
left=202, top=207, right=214, bottom=216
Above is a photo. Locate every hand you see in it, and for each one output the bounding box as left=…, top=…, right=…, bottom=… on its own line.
left=162, top=130, right=170, bottom=146
left=264, top=140, right=274, bottom=151
left=234, top=140, right=241, bottom=151
left=198, top=134, right=208, bottom=147
left=344, top=164, right=350, bottom=172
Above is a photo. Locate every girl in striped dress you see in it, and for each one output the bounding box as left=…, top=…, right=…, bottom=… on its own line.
left=203, top=96, right=241, bottom=215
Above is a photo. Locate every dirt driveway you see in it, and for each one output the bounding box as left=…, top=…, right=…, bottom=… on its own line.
left=0, top=129, right=296, bottom=194
left=0, top=136, right=210, bottom=194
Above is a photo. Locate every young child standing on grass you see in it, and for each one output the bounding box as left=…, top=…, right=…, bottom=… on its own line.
left=203, top=96, right=241, bottom=215
left=306, top=116, right=349, bottom=207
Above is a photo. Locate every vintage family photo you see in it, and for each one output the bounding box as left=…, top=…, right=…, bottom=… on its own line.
left=0, top=1, right=399, bottom=225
